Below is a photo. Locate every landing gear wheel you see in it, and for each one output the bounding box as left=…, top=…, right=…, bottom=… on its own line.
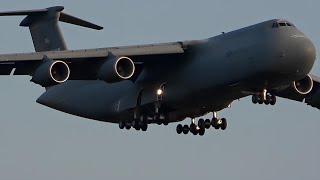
left=211, top=118, right=219, bottom=129
left=176, top=124, right=183, bottom=134
left=190, top=123, right=197, bottom=134
left=141, top=123, right=148, bottom=131
left=134, top=121, right=141, bottom=131
left=125, top=121, right=131, bottom=130
left=131, top=120, right=138, bottom=129
left=252, top=95, right=258, bottom=104
left=192, top=129, right=198, bottom=135
left=257, top=96, right=264, bottom=104
left=220, top=118, right=227, bottom=130
left=198, top=128, right=205, bottom=136
left=119, top=121, right=125, bottom=129
left=270, top=95, right=276, bottom=105
left=204, top=119, right=211, bottom=129
left=264, top=95, right=271, bottom=105
left=182, top=125, right=189, bottom=134
left=198, top=119, right=205, bottom=129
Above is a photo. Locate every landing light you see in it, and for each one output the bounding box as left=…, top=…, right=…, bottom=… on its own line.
left=157, top=89, right=163, bottom=95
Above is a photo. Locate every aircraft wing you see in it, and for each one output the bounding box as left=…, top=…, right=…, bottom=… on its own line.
left=275, top=74, right=320, bottom=109
left=0, top=42, right=185, bottom=76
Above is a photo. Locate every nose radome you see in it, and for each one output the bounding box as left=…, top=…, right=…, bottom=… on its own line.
left=283, top=33, right=317, bottom=78
left=300, top=37, right=316, bottom=72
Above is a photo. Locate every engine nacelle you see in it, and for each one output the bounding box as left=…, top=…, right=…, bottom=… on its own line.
left=98, top=56, right=135, bottom=83
left=31, top=60, right=70, bottom=87
left=292, top=74, right=314, bottom=95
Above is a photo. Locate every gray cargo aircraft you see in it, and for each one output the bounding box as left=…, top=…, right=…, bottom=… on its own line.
left=0, top=6, right=318, bottom=136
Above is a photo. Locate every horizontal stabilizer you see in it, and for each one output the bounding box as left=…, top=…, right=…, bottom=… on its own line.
left=0, top=6, right=103, bottom=30
left=59, top=12, right=103, bottom=30
left=0, top=8, right=49, bottom=16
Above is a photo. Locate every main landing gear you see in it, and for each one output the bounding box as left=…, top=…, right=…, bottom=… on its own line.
left=119, top=83, right=168, bottom=132
left=176, top=112, right=227, bottom=136
left=119, top=116, right=148, bottom=132
left=252, top=89, right=276, bottom=105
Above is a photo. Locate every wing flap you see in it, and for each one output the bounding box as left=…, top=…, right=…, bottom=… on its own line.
left=0, top=64, right=14, bottom=75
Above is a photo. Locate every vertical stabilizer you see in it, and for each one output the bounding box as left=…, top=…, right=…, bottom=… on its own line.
left=0, top=6, right=103, bottom=52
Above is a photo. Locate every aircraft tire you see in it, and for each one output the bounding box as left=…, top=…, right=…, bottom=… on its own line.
left=119, top=121, right=125, bottom=129
left=258, top=97, right=264, bottom=104
left=270, top=95, right=276, bottom=105
left=198, top=119, right=205, bottom=129
left=204, top=119, right=211, bottom=129
left=134, top=122, right=141, bottom=131
left=141, top=123, right=148, bottom=131
left=192, top=130, right=198, bottom=135
left=264, top=96, right=270, bottom=105
left=182, top=125, right=189, bottom=134
left=212, top=118, right=219, bottom=129
left=176, top=124, right=183, bottom=134
left=221, top=118, right=227, bottom=130
left=190, top=123, right=197, bottom=134
left=125, top=121, right=131, bottom=130
left=199, top=128, right=205, bottom=136
left=252, top=95, right=258, bottom=104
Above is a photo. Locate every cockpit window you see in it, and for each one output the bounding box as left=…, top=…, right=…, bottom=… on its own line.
left=279, top=22, right=286, bottom=27
left=272, top=21, right=295, bottom=28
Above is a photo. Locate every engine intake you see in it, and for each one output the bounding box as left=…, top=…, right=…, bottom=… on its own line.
left=98, top=56, right=135, bottom=83
left=31, top=60, right=70, bottom=87
left=292, top=75, right=313, bottom=95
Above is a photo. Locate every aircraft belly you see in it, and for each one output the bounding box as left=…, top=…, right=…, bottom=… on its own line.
left=36, top=80, right=139, bottom=122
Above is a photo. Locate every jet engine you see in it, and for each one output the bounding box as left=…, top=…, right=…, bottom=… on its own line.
left=292, top=75, right=314, bottom=95
left=98, top=56, right=135, bottom=83
left=31, top=60, right=70, bottom=87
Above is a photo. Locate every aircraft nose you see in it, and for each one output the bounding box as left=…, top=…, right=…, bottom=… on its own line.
left=288, top=34, right=316, bottom=76
left=298, top=36, right=316, bottom=73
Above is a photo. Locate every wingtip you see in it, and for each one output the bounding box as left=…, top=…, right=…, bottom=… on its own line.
left=97, top=26, right=104, bottom=30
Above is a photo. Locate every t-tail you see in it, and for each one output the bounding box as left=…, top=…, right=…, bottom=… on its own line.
left=0, top=6, right=103, bottom=52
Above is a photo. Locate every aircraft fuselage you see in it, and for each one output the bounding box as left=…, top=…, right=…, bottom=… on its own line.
left=37, top=19, right=316, bottom=123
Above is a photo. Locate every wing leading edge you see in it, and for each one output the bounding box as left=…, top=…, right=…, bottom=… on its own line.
left=0, top=42, right=185, bottom=75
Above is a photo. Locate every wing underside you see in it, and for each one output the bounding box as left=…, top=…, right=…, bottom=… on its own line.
left=275, top=75, right=320, bottom=110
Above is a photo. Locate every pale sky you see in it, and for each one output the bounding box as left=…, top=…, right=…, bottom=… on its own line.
left=0, top=0, right=319, bottom=180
